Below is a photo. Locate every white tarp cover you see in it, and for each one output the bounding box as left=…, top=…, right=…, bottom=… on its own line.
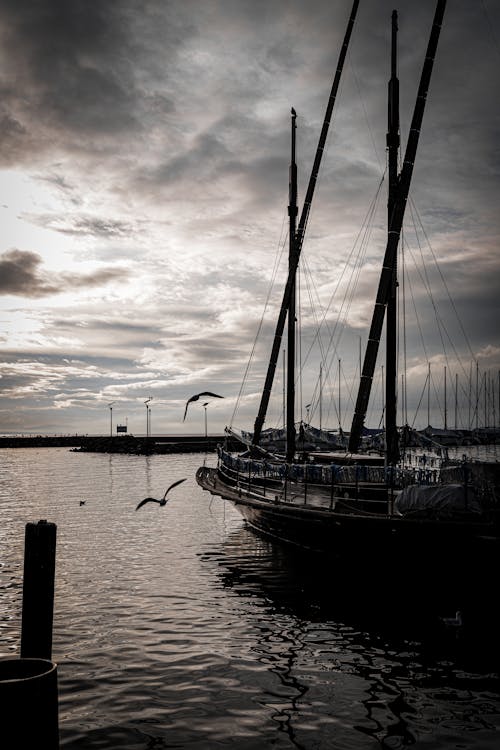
left=396, top=483, right=482, bottom=517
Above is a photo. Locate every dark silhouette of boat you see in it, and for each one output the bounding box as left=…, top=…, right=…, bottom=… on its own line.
left=196, top=0, right=500, bottom=558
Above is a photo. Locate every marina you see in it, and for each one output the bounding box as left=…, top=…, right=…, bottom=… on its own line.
left=1, top=1, right=499, bottom=748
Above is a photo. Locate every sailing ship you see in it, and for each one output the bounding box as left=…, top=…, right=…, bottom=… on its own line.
left=196, top=0, right=500, bottom=558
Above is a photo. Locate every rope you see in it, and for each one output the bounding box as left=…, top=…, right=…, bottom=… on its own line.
left=229, top=213, right=288, bottom=427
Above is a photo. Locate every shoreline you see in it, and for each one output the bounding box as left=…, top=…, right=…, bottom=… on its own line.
left=0, top=434, right=237, bottom=453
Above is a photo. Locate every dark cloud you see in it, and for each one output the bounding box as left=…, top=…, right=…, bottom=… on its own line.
left=0, top=248, right=129, bottom=297
left=61, top=266, right=130, bottom=290
left=0, top=0, right=181, bottom=165
left=26, top=213, right=136, bottom=238
left=0, top=249, right=51, bottom=295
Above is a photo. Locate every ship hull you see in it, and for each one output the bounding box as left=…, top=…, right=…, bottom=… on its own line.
left=196, top=466, right=499, bottom=562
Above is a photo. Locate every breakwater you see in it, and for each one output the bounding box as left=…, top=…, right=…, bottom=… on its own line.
left=0, top=434, right=238, bottom=453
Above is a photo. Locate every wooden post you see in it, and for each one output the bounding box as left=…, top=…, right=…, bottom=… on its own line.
left=21, top=520, right=57, bottom=660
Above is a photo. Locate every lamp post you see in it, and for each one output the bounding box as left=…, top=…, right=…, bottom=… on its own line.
left=203, top=402, right=209, bottom=438
left=108, top=402, right=115, bottom=437
left=144, top=397, right=152, bottom=438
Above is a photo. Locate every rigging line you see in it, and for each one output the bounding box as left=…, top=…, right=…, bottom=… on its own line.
left=404, top=244, right=445, bottom=367
left=347, top=57, right=384, bottom=174
left=301, top=127, right=376, bottom=428
left=298, top=257, right=340, bottom=427
left=229, top=215, right=288, bottom=426
left=456, top=373, right=473, bottom=429
left=340, top=352, right=358, bottom=414
left=406, top=203, right=472, bottom=384
left=301, top=249, right=339, bottom=360
left=319, top=179, right=384, bottom=388
left=404, top=259, right=430, bottom=366
left=410, top=371, right=429, bottom=428
left=287, top=173, right=385, bottom=428
left=480, top=0, right=500, bottom=58
left=300, top=250, right=336, bottom=383
left=310, top=216, right=378, bottom=425
left=403, top=205, right=453, bottom=382
left=298, top=254, right=340, bottom=426
left=342, top=192, right=380, bottom=325
left=408, top=195, right=476, bottom=363
left=299, top=174, right=386, bottom=390
left=370, top=368, right=385, bottom=430
left=430, top=367, right=445, bottom=426
left=299, top=255, right=342, bottom=425
left=298, top=256, right=327, bottom=419
left=288, top=129, right=339, bottom=402
left=367, top=381, right=382, bottom=430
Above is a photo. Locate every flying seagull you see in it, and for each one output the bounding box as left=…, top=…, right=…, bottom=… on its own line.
left=135, top=478, right=187, bottom=510
left=183, top=391, right=223, bottom=421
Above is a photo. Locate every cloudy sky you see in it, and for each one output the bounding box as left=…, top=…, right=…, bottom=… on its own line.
left=0, top=0, right=499, bottom=437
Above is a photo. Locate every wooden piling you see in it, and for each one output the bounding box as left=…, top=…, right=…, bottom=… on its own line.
left=21, top=520, right=57, bottom=660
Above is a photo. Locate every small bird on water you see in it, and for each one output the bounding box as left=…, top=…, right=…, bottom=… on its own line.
left=135, top=478, right=187, bottom=510
left=439, top=610, right=463, bottom=628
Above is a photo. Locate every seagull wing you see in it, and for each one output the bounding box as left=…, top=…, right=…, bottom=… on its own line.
left=184, top=391, right=223, bottom=421
left=183, top=394, right=200, bottom=421
left=163, top=477, right=187, bottom=499
left=135, top=497, right=161, bottom=511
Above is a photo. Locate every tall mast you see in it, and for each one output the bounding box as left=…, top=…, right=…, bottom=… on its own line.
left=252, top=0, right=360, bottom=448
left=348, top=0, right=447, bottom=453
left=385, top=9, right=400, bottom=465
left=286, top=109, right=298, bottom=461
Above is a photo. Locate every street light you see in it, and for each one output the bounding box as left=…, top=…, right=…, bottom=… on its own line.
left=144, top=397, right=152, bottom=437
left=203, top=402, right=209, bottom=438
left=108, top=402, right=115, bottom=436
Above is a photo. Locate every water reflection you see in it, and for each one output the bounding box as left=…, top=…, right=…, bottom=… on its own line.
left=200, top=521, right=500, bottom=748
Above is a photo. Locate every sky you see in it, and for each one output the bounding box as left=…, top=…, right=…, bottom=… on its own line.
left=0, top=0, right=499, bottom=437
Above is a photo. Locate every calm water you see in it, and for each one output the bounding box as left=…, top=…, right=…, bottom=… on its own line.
left=1, top=447, right=499, bottom=749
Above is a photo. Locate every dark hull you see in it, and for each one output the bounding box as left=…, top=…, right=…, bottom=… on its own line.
left=196, top=466, right=499, bottom=562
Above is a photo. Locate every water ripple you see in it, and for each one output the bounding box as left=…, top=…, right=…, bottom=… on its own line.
left=1, top=448, right=499, bottom=749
